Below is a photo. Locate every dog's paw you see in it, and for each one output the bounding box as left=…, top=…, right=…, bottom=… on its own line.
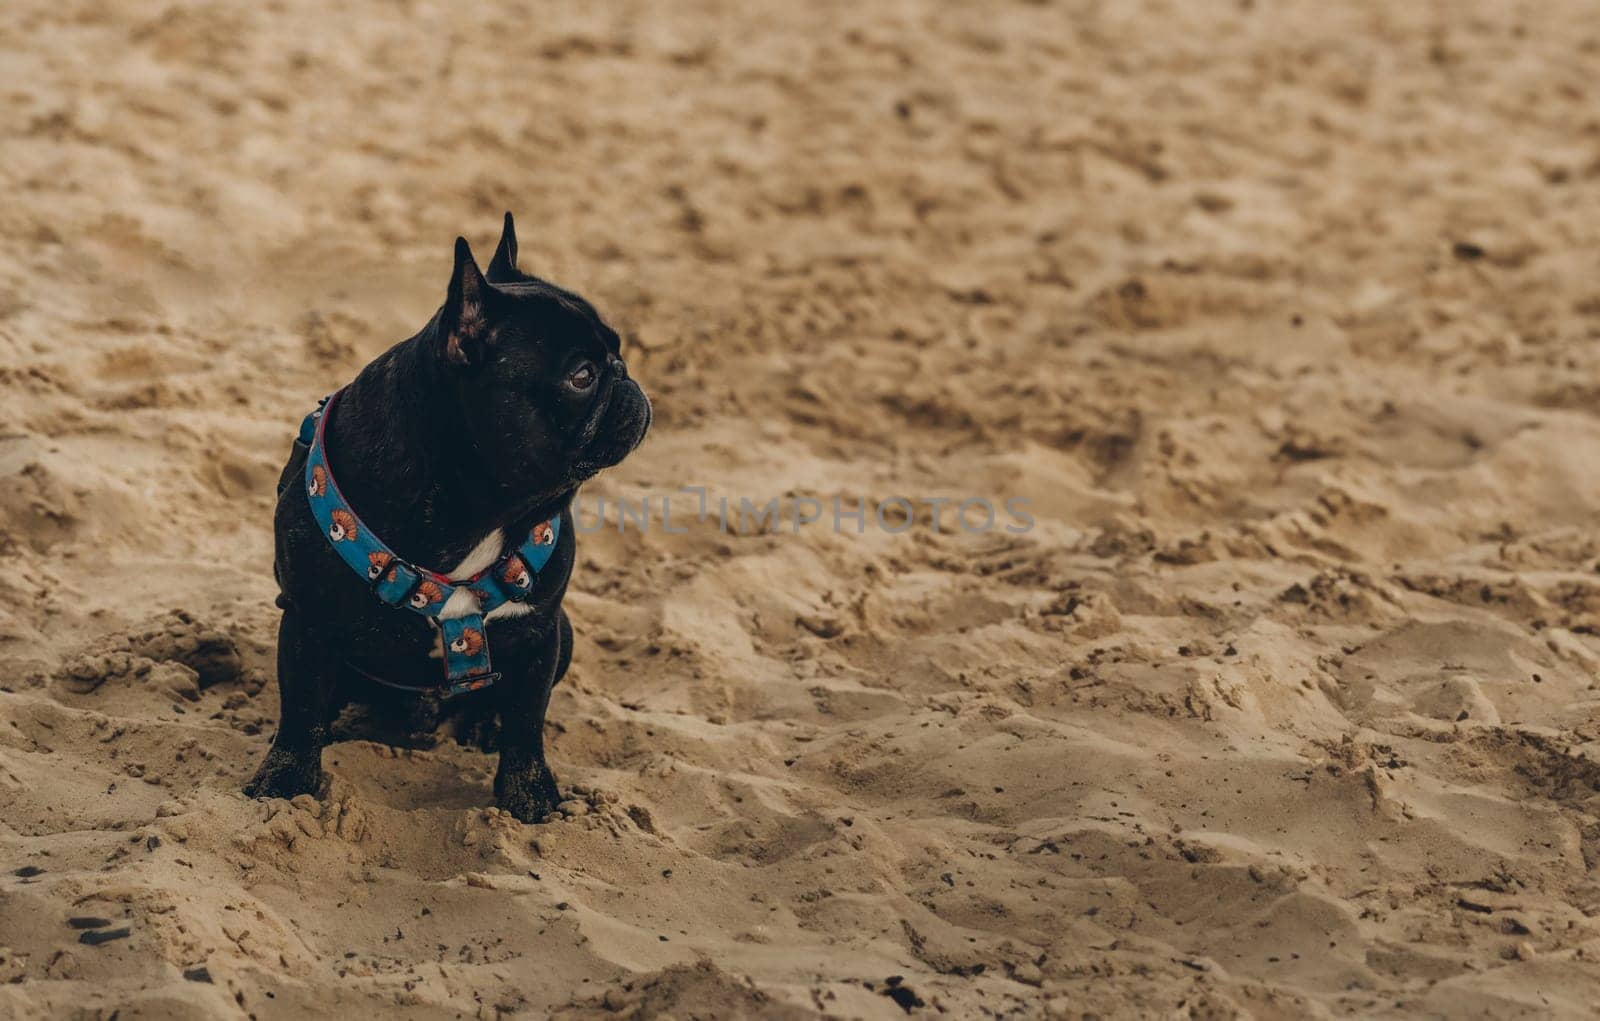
left=244, top=748, right=325, bottom=802
left=496, top=788, right=558, bottom=824
left=494, top=771, right=561, bottom=824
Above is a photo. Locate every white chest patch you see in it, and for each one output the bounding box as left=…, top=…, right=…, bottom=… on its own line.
left=437, top=528, right=535, bottom=622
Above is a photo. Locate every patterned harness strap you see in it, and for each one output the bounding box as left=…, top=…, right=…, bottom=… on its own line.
left=299, top=391, right=560, bottom=697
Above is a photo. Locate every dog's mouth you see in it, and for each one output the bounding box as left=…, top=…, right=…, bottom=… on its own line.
left=572, top=378, right=650, bottom=478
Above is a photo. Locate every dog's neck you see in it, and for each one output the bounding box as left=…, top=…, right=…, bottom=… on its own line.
left=322, top=328, right=571, bottom=572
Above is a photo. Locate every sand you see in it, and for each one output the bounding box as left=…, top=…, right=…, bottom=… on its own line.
left=4, top=0, right=1600, bottom=1017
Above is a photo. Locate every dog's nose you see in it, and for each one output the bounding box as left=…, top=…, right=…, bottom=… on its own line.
left=608, top=354, right=627, bottom=380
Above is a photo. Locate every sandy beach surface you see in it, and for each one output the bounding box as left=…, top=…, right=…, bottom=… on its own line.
left=5, top=0, right=1600, bottom=1017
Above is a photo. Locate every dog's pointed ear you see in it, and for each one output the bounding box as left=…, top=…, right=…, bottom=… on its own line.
left=442, top=236, right=492, bottom=366
left=486, top=211, right=519, bottom=283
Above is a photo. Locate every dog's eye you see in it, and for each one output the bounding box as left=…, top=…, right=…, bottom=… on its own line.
left=566, top=362, right=597, bottom=392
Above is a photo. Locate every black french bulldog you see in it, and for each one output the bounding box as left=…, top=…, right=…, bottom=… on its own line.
left=244, top=213, right=649, bottom=822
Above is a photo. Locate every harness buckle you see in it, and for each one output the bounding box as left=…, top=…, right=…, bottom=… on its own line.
left=442, top=673, right=500, bottom=698
left=371, top=561, right=424, bottom=608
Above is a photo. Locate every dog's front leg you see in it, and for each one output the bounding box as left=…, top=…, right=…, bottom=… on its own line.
left=493, top=619, right=565, bottom=822
left=245, top=605, right=339, bottom=801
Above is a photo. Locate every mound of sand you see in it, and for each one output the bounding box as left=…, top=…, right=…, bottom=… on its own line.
left=6, top=0, right=1600, bottom=1016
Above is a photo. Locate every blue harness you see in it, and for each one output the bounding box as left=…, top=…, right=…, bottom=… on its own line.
left=299, top=392, right=560, bottom=697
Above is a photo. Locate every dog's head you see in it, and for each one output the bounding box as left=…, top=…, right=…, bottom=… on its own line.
left=433, top=213, right=650, bottom=496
